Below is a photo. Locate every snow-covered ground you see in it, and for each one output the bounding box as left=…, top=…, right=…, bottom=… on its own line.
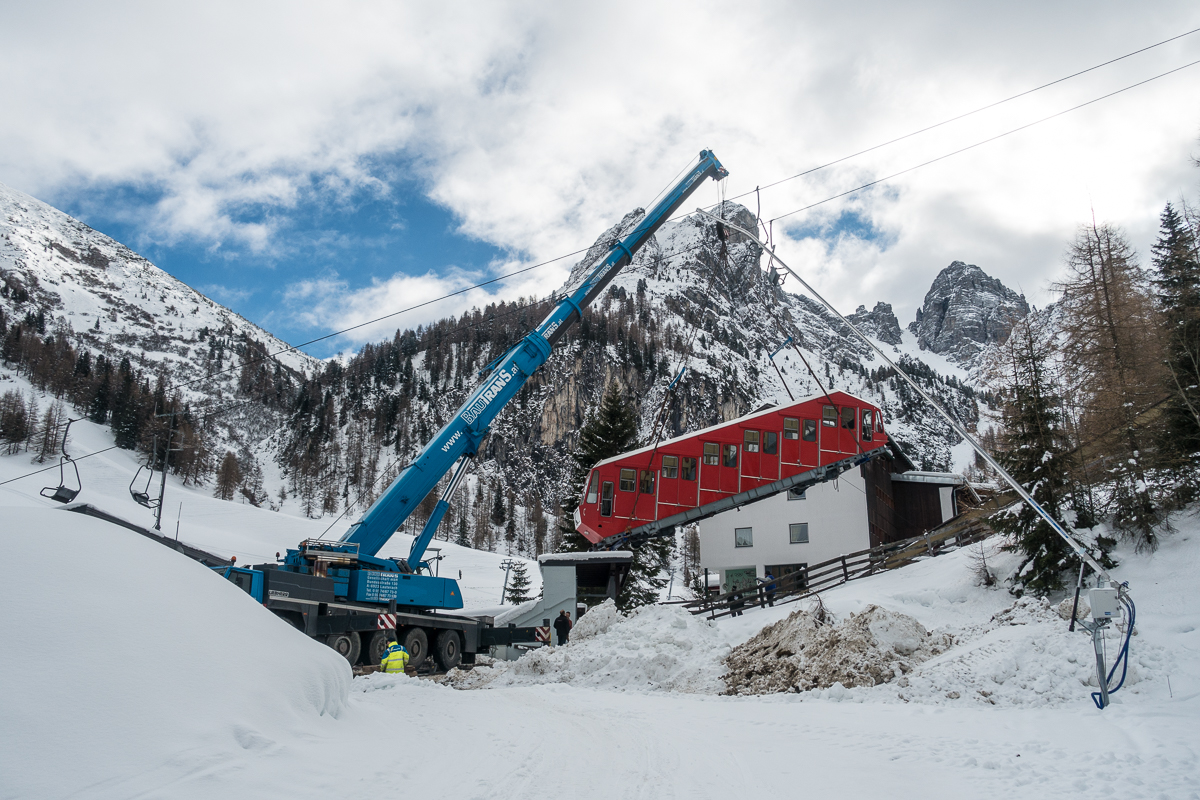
left=3, top=374, right=1199, bottom=798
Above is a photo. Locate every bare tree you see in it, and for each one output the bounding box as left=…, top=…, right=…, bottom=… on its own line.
left=1057, top=221, right=1165, bottom=549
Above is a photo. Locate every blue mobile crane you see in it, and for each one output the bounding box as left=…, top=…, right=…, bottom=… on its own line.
left=217, top=151, right=729, bottom=670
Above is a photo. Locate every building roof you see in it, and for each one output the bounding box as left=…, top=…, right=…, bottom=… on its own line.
left=591, top=389, right=879, bottom=469
left=538, top=552, right=633, bottom=565
left=889, top=471, right=965, bottom=485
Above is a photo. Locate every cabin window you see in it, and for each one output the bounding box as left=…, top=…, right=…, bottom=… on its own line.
left=703, top=443, right=720, bottom=466
left=783, top=418, right=799, bottom=439
left=841, top=407, right=856, bottom=430
left=823, top=405, right=837, bottom=427
left=640, top=470, right=655, bottom=495
left=862, top=410, right=873, bottom=441
left=876, top=414, right=884, bottom=432
left=681, top=457, right=697, bottom=481
left=723, top=444, right=738, bottom=468
left=661, top=455, right=678, bottom=479
left=619, top=468, right=636, bottom=492
left=734, top=527, right=754, bottom=548
left=764, top=431, right=778, bottom=455
left=586, top=472, right=600, bottom=504
left=601, top=482, right=614, bottom=516
left=789, top=522, right=809, bottom=544
left=802, top=419, right=817, bottom=442
left=744, top=430, right=760, bottom=453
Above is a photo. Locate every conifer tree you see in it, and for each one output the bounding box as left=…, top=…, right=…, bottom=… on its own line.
left=504, top=561, right=533, bottom=604
left=993, top=323, right=1099, bottom=594
left=1151, top=202, right=1200, bottom=477
left=558, top=383, right=639, bottom=552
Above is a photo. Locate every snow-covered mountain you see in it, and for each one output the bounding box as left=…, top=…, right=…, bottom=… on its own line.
left=1, top=182, right=1003, bottom=555
left=909, top=260, right=1030, bottom=367
left=0, top=181, right=316, bottom=406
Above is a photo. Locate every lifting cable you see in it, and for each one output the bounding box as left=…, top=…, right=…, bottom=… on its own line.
left=697, top=208, right=1112, bottom=581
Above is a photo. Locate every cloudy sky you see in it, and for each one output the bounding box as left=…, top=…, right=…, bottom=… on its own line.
left=2, top=2, right=1198, bottom=356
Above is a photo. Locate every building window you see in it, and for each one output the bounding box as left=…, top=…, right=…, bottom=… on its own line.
left=783, top=418, right=799, bottom=439
left=802, top=419, right=817, bottom=442
left=639, top=470, right=655, bottom=495
left=744, top=430, right=760, bottom=453
left=601, top=482, right=613, bottom=516
left=862, top=409, right=873, bottom=441
left=787, top=488, right=806, bottom=500
left=681, top=457, right=697, bottom=481
left=722, top=444, right=738, bottom=468
left=735, top=527, right=754, bottom=547
left=703, top=442, right=720, bottom=465
left=763, top=431, right=778, bottom=455
left=661, top=455, right=678, bottom=479
left=841, top=407, right=856, bottom=430
left=586, top=472, right=600, bottom=504
left=789, top=522, right=809, bottom=544
left=823, top=405, right=837, bottom=427
left=619, top=468, right=636, bottom=492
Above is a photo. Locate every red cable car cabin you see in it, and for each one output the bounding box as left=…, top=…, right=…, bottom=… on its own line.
left=574, top=390, right=889, bottom=544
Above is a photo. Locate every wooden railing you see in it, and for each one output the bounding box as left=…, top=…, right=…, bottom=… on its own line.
left=673, top=511, right=996, bottom=620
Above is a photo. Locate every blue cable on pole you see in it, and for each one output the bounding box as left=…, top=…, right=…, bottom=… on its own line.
left=1092, top=589, right=1135, bottom=709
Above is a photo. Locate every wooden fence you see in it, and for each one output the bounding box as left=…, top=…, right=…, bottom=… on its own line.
left=673, top=511, right=996, bottom=620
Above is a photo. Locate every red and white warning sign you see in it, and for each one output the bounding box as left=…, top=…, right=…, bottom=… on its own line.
left=376, top=613, right=398, bottom=630
left=535, top=626, right=551, bottom=643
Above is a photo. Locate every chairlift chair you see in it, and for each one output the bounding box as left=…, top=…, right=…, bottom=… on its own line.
left=129, top=460, right=161, bottom=509
left=40, top=419, right=82, bottom=503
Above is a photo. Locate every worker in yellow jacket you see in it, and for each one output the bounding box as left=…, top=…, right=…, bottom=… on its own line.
left=380, top=633, right=410, bottom=674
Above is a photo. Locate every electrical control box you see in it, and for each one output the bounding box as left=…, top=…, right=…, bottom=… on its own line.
left=1088, top=586, right=1121, bottom=621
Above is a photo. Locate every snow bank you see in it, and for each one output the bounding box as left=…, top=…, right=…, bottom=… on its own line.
left=725, top=604, right=951, bottom=694
left=880, top=596, right=1168, bottom=707
left=451, top=600, right=729, bottom=693
left=0, top=506, right=351, bottom=799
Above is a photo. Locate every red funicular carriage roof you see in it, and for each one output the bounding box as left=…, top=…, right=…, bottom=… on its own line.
left=575, top=389, right=889, bottom=544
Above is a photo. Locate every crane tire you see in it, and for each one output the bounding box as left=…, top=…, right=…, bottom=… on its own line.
left=325, top=631, right=361, bottom=664
left=401, top=627, right=429, bottom=669
left=434, top=630, right=462, bottom=671
left=364, top=630, right=392, bottom=666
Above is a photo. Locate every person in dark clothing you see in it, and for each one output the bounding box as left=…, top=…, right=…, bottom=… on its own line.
left=553, top=609, right=572, bottom=645
left=729, top=590, right=745, bottom=617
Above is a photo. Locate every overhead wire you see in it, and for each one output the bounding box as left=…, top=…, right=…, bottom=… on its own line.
left=163, top=30, right=1200, bottom=403
left=767, top=56, right=1200, bottom=224
left=10, top=46, right=1197, bottom=493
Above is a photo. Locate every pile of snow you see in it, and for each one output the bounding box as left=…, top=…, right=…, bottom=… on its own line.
left=0, top=506, right=351, bottom=799
left=450, top=600, right=729, bottom=693
left=725, top=604, right=951, bottom=695
left=879, top=595, right=1168, bottom=707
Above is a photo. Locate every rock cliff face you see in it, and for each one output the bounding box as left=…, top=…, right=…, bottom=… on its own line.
left=846, top=302, right=903, bottom=345
left=908, top=261, right=1029, bottom=365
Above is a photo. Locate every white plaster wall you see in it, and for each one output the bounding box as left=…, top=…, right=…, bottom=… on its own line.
left=698, top=469, right=870, bottom=586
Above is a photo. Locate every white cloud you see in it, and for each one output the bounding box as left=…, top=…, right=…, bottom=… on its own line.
left=1, top=1, right=1198, bottom=328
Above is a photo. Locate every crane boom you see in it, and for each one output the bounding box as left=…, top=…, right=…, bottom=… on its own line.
left=341, top=150, right=729, bottom=567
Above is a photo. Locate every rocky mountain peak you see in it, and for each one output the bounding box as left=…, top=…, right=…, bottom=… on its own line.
left=847, top=302, right=902, bottom=345
left=908, top=260, right=1029, bottom=365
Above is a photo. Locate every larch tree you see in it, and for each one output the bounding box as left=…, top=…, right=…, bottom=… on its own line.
left=214, top=450, right=242, bottom=501
left=1057, top=222, right=1164, bottom=550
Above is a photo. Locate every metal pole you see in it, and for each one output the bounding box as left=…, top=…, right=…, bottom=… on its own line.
left=1092, top=623, right=1111, bottom=708
left=155, top=420, right=173, bottom=531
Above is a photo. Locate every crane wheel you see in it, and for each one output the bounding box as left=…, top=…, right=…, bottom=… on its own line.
left=401, top=627, right=428, bottom=669
left=364, top=629, right=392, bottom=666
left=325, top=631, right=361, bottom=664
left=434, top=630, right=462, bottom=671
